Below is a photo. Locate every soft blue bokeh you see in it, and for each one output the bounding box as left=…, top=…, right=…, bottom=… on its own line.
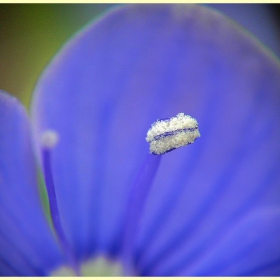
left=0, top=91, right=62, bottom=275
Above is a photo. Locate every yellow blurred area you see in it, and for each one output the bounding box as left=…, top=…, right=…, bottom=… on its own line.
left=0, top=4, right=114, bottom=109
left=51, top=256, right=123, bottom=276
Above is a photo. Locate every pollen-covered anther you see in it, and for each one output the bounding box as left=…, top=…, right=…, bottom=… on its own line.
left=41, top=130, right=59, bottom=149
left=146, top=113, right=200, bottom=155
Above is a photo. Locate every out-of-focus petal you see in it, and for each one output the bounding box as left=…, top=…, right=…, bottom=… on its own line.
left=31, top=4, right=280, bottom=275
left=0, top=90, right=62, bottom=275
left=180, top=208, right=280, bottom=276
left=205, top=4, right=280, bottom=58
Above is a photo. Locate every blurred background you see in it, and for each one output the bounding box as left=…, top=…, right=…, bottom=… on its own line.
left=0, top=4, right=279, bottom=109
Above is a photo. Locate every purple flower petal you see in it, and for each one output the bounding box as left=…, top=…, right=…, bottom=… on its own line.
left=181, top=207, right=280, bottom=276
left=205, top=4, right=280, bottom=58
left=0, top=90, right=62, bottom=275
left=31, top=4, right=280, bottom=275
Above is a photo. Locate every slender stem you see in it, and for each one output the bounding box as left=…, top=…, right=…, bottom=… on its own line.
left=42, top=148, right=81, bottom=276
left=122, top=154, right=162, bottom=275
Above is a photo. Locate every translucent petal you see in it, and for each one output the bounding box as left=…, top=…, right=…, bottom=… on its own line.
left=31, top=4, right=280, bottom=275
left=0, top=90, right=62, bottom=275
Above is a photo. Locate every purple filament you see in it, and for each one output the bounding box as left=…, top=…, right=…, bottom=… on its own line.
left=122, top=154, right=162, bottom=275
left=42, top=148, right=81, bottom=276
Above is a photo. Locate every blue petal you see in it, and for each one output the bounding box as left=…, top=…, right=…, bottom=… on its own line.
left=31, top=4, right=280, bottom=275
left=0, top=90, right=62, bottom=275
left=205, top=4, right=280, bottom=58
left=182, top=208, right=280, bottom=276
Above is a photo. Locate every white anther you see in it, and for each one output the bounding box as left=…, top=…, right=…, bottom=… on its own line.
left=41, top=130, right=59, bottom=149
left=146, top=113, right=200, bottom=155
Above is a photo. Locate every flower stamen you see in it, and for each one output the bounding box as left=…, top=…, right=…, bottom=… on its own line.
left=122, top=113, right=200, bottom=275
left=41, top=130, right=81, bottom=276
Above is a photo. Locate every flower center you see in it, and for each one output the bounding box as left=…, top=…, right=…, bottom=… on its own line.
left=51, top=256, right=123, bottom=276
left=42, top=113, right=199, bottom=276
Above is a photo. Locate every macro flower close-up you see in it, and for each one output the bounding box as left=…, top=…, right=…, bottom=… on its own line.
left=0, top=4, right=280, bottom=276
